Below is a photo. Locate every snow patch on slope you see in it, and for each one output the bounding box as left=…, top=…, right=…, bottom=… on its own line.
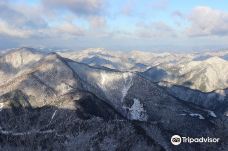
left=51, top=110, right=57, bottom=120
left=225, top=111, right=228, bottom=117
left=99, top=71, right=134, bottom=102
left=215, top=90, right=226, bottom=101
left=121, top=73, right=134, bottom=102
left=189, top=113, right=205, bottom=120
left=0, top=103, right=4, bottom=111
left=125, top=98, right=148, bottom=121
left=208, top=111, right=217, bottom=118
left=0, top=127, right=55, bottom=136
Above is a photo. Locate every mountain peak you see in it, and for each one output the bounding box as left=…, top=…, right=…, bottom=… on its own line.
left=204, top=56, right=227, bottom=64
left=7, top=47, right=41, bottom=55
left=0, top=47, right=44, bottom=69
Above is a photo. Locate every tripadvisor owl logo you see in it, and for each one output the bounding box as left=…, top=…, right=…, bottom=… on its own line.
left=171, top=135, right=182, bottom=145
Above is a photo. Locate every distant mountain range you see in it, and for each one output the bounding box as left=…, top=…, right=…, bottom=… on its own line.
left=0, top=47, right=227, bottom=151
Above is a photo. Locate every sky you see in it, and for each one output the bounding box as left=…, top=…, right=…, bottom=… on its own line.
left=0, top=0, right=228, bottom=52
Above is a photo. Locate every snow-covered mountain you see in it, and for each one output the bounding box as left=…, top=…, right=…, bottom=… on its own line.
left=0, top=48, right=44, bottom=86
left=143, top=56, right=228, bottom=92
left=0, top=47, right=227, bottom=151
left=58, top=48, right=228, bottom=92
left=58, top=48, right=192, bottom=71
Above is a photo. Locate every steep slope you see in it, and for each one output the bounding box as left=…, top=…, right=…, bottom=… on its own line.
left=158, top=81, right=228, bottom=114
left=66, top=59, right=207, bottom=119
left=64, top=56, right=228, bottom=151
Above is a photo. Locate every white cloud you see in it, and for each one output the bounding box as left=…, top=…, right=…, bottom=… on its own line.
left=172, top=11, right=184, bottom=19
left=0, top=20, right=32, bottom=38
left=136, top=21, right=176, bottom=38
left=0, top=1, right=85, bottom=39
left=151, top=0, right=170, bottom=10
left=53, top=22, right=84, bottom=37
left=1, top=1, right=228, bottom=51
left=89, top=16, right=106, bottom=29
left=42, top=0, right=105, bottom=16
left=186, top=6, right=228, bottom=37
left=0, top=1, right=48, bottom=29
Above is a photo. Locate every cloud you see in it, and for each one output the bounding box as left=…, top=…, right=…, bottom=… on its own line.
left=0, top=2, right=48, bottom=29
left=0, top=20, right=32, bottom=38
left=172, top=11, right=184, bottom=19
left=121, top=0, right=136, bottom=16
left=151, top=0, right=170, bottom=10
left=0, top=1, right=46, bottom=38
left=1, top=1, right=228, bottom=51
left=122, top=4, right=133, bottom=16
left=0, top=1, right=85, bottom=39
left=53, top=22, right=84, bottom=37
left=42, top=0, right=105, bottom=16
left=89, top=16, right=106, bottom=29
left=186, top=6, right=228, bottom=37
left=136, top=21, right=176, bottom=38
left=0, top=20, right=84, bottom=39
left=0, top=0, right=107, bottom=40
